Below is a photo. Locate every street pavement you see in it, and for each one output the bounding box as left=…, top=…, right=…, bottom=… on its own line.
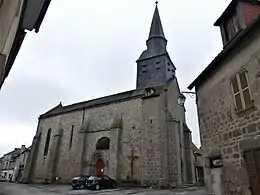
left=0, top=182, right=206, bottom=195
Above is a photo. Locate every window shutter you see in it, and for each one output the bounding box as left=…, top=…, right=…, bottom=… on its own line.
left=239, top=72, right=248, bottom=89
left=231, top=76, right=243, bottom=111
left=239, top=71, right=253, bottom=108
left=231, top=70, right=253, bottom=111
left=234, top=93, right=243, bottom=111
left=243, top=89, right=252, bottom=107
left=231, top=77, right=239, bottom=93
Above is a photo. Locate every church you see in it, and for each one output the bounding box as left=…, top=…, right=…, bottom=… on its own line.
left=22, top=3, right=195, bottom=187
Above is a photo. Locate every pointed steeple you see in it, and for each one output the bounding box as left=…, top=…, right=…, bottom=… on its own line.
left=136, top=2, right=175, bottom=89
left=148, top=2, right=166, bottom=40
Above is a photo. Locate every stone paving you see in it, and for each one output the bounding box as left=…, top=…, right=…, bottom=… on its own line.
left=0, top=182, right=206, bottom=195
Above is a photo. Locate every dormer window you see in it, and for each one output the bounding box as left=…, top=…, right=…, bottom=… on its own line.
left=215, top=0, right=260, bottom=47
left=225, top=13, right=240, bottom=40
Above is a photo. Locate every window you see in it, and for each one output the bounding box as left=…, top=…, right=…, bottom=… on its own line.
left=69, top=125, right=74, bottom=149
left=226, top=13, right=240, bottom=41
left=96, top=137, right=110, bottom=150
left=231, top=70, right=253, bottom=112
left=43, top=129, right=52, bottom=156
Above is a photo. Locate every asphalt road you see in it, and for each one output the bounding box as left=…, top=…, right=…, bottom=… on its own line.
left=0, top=182, right=206, bottom=195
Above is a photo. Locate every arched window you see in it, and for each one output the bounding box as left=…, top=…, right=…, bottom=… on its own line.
left=43, top=129, right=51, bottom=156
left=96, top=137, right=110, bottom=150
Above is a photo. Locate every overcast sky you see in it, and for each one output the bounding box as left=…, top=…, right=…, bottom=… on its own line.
left=0, top=0, right=230, bottom=156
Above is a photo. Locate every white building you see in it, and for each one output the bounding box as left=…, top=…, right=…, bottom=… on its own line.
left=0, top=145, right=30, bottom=182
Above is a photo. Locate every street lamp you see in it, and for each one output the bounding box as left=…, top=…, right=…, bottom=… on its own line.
left=178, top=91, right=196, bottom=106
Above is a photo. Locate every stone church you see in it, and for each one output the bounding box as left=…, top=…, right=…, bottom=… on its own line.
left=22, top=4, right=195, bottom=186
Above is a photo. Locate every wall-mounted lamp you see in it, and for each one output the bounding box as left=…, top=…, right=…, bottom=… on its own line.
left=177, top=91, right=196, bottom=106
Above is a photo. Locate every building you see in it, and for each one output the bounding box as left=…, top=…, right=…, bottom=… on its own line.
left=22, top=4, right=196, bottom=187
left=188, top=0, right=260, bottom=195
left=0, top=148, right=20, bottom=181
left=0, top=157, right=3, bottom=178
left=191, top=144, right=204, bottom=186
left=0, top=0, right=51, bottom=90
left=12, top=146, right=31, bottom=182
left=0, top=145, right=30, bottom=182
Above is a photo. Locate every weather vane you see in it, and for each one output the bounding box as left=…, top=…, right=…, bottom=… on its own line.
left=155, top=1, right=158, bottom=5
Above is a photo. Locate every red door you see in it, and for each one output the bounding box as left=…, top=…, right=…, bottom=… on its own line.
left=96, top=158, right=104, bottom=176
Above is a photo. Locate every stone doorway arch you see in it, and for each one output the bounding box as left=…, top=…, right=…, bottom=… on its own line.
left=90, top=152, right=107, bottom=176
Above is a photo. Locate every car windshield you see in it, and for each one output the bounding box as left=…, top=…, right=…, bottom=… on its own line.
left=72, top=176, right=80, bottom=180
left=87, top=176, right=97, bottom=180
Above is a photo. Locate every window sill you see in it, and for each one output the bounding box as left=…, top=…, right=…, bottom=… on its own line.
left=235, top=104, right=256, bottom=116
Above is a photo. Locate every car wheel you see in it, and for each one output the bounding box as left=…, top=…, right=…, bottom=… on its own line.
left=80, top=184, right=84, bottom=189
left=112, top=182, right=116, bottom=188
left=72, top=186, right=76, bottom=190
left=95, top=184, right=100, bottom=190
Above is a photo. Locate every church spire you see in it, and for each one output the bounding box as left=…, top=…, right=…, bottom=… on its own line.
left=148, top=2, right=166, bottom=40
left=136, top=2, right=175, bottom=89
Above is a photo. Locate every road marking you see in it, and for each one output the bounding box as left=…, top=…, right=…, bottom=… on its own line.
left=176, top=192, right=187, bottom=195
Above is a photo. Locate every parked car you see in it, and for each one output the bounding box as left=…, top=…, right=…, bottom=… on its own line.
left=71, top=175, right=89, bottom=190
left=86, top=175, right=116, bottom=190
left=0, top=177, right=5, bottom=182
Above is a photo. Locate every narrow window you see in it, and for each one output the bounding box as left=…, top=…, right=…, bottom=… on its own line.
left=43, top=129, right=52, bottom=156
left=69, top=125, right=74, bottom=149
left=231, top=70, right=253, bottom=112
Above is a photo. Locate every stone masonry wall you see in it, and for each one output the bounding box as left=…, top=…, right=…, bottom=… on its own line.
left=196, top=26, right=260, bottom=194
left=30, top=97, right=144, bottom=183
left=28, top=80, right=186, bottom=185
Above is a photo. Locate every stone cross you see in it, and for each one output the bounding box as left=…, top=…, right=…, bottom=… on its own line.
left=127, top=149, right=138, bottom=179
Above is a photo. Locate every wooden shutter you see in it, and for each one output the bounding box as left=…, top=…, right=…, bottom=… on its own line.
left=239, top=71, right=253, bottom=108
left=231, top=76, right=243, bottom=111
left=231, top=71, right=253, bottom=111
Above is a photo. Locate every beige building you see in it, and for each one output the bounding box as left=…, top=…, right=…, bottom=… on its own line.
left=0, top=0, right=51, bottom=89
left=22, top=4, right=196, bottom=187
left=189, top=0, right=260, bottom=195
left=0, top=145, right=30, bottom=182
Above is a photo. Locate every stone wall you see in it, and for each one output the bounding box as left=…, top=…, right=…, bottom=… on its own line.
left=28, top=98, right=144, bottom=183
left=25, top=79, right=190, bottom=186
left=196, top=25, right=260, bottom=194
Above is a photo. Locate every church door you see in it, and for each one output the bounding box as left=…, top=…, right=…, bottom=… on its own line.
left=96, top=158, right=104, bottom=176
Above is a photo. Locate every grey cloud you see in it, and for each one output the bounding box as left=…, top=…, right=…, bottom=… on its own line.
left=0, top=74, right=70, bottom=125
left=0, top=0, right=231, bottom=155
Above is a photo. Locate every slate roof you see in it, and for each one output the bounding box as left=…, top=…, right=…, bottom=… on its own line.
left=188, top=15, right=260, bottom=90
left=148, top=4, right=165, bottom=40
left=137, top=3, right=168, bottom=62
left=40, top=79, right=175, bottom=119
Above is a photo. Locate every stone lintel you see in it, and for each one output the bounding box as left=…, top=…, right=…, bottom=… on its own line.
left=239, top=136, right=260, bottom=151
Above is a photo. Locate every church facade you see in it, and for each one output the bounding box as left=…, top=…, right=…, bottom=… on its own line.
left=22, top=4, right=195, bottom=187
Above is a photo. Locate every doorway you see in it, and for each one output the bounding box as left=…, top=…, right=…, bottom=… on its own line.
left=96, top=158, right=104, bottom=176
left=244, top=149, right=260, bottom=195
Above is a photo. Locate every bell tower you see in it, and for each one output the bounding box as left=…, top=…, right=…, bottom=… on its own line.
left=136, top=2, right=176, bottom=89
